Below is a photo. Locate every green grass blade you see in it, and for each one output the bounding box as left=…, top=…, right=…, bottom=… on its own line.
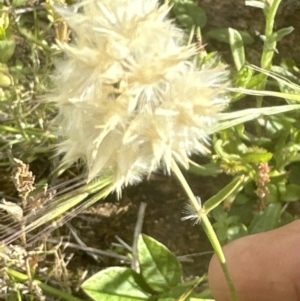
left=203, top=175, right=244, bottom=213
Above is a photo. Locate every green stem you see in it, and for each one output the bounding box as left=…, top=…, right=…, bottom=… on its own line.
left=260, top=0, right=282, bottom=70
left=257, top=0, right=282, bottom=108
left=7, top=268, right=85, bottom=301
left=201, top=214, right=238, bottom=301
left=171, top=160, right=201, bottom=213
left=171, top=160, right=238, bottom=301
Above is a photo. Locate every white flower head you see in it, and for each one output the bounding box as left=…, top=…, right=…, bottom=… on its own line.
left=50, top=0, right=229, bottom=196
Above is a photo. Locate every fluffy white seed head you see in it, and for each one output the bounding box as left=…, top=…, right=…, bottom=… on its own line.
left=50, top=0, right=229, bottom=195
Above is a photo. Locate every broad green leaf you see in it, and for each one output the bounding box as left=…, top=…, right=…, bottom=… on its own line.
left=229, top=201, right=254, bottom=225
left=12, top=0, right=28, bottom=7
left=206, top=28, right=254, bottom=45
left=187, top=162, right=220, bottom=176
left=0, top=7, right=9, bottom=32
left=288, top=165, right=300, bottom=185
left=82, top=267, right=151, bottom=301
left=281, top=184, right=300, bottom=202
left=206, top=28, right=230, bottom=43
left=138, top=234, right=182, bottom=292
left=214, top=223, right=228, bottom=242
left=265, top=184, right=278, bottom=203
left=157, top=284, right=193, bottom=301
left=248, top=203, right=282, bottom=234
left=241, top=151, right=272, bottom=163
left=158, top=276, right=207, bottom=300
left=234, top=66, right=253, bottom=89
left=0, top=26, right=5, bottom=40
left=213, top=139, right=241, bottom=161
left=211, top=206, right=228, bottom=222
left=272, top=27, right=294, bottom=42
left=228, top=28, right=245, bottom=71
left=227, top=223, right=248, bottom=242
left=0, top=37, right=16, bottom=63
left=172, top=1, right=207, bottom=29
left=236, top=124, right=250, bottom=141
left=203, top=176, right=244, bottom=213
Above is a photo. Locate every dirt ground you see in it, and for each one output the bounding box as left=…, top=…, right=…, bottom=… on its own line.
left=67, top=171, right=229, bottom=281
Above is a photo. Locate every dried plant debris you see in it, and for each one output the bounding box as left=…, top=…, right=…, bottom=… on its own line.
left=0, top=242, right=72, bottom=300
left=11, top=159, right=55, bottom=212
left=0, top=245, right=46, bottom=301
left=0, top=158, right=56, bottom=246
left=26, top=184, right=56, bottom=215
left=12, top=158, right=36, bottom=205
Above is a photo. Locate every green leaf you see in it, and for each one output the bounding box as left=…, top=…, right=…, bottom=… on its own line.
left=138, top=234, right=182, bottom=292
left=272, top=27, right=294, bottom=42
left=281, top=184, right=300, bottom=202
left=266, top=184, right=278, bottom=203
left=159, top=277, right=209, bottom=300
left=248, top=203, right=282, bottom=234
left=0, top=36, right=16, bottom=63
left=287, top=165, right=300, bottom=185
left=211, top=206, right=228, bottom=222
left=228, top=28, right=245, bottom=71
left=206, top=28, right=254, bottom=45
left=12, top=0, right=28, bottom=7
left=157, top=284, right=194, bottom=300
left=187, top=162, right=220, bottom=176
left=226, top=223, right=248, bottom=242
left=0, top=26, right=5, bottom=40
left=203, top=175, right=244, bottom=213
left=172, top=0, right=207, bottom=29
left=215, top=224, right=228, bottom=243
left=81, top=267, right=152, bottom=301
left=241, top=151, right=272, bottom=163
left=0, top=7, right=9, bottom=33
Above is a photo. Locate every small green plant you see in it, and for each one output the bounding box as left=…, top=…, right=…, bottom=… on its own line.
left=82, top=234, right=208, bottom=301
left=206, top=0, right=300, bottom=244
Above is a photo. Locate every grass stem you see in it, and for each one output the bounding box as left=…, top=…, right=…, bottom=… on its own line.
left=171, top=159, right=239, bottom=301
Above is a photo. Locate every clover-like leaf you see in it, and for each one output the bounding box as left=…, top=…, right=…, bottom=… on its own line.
left=138, top=234, right=182, bottom=292
left=248, top=203, right=282, bottom=234
left=82, top=267, right=152, bottom=301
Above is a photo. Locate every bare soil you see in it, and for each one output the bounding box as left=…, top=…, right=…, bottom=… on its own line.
left=67, top=172, right=229, bottom=280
